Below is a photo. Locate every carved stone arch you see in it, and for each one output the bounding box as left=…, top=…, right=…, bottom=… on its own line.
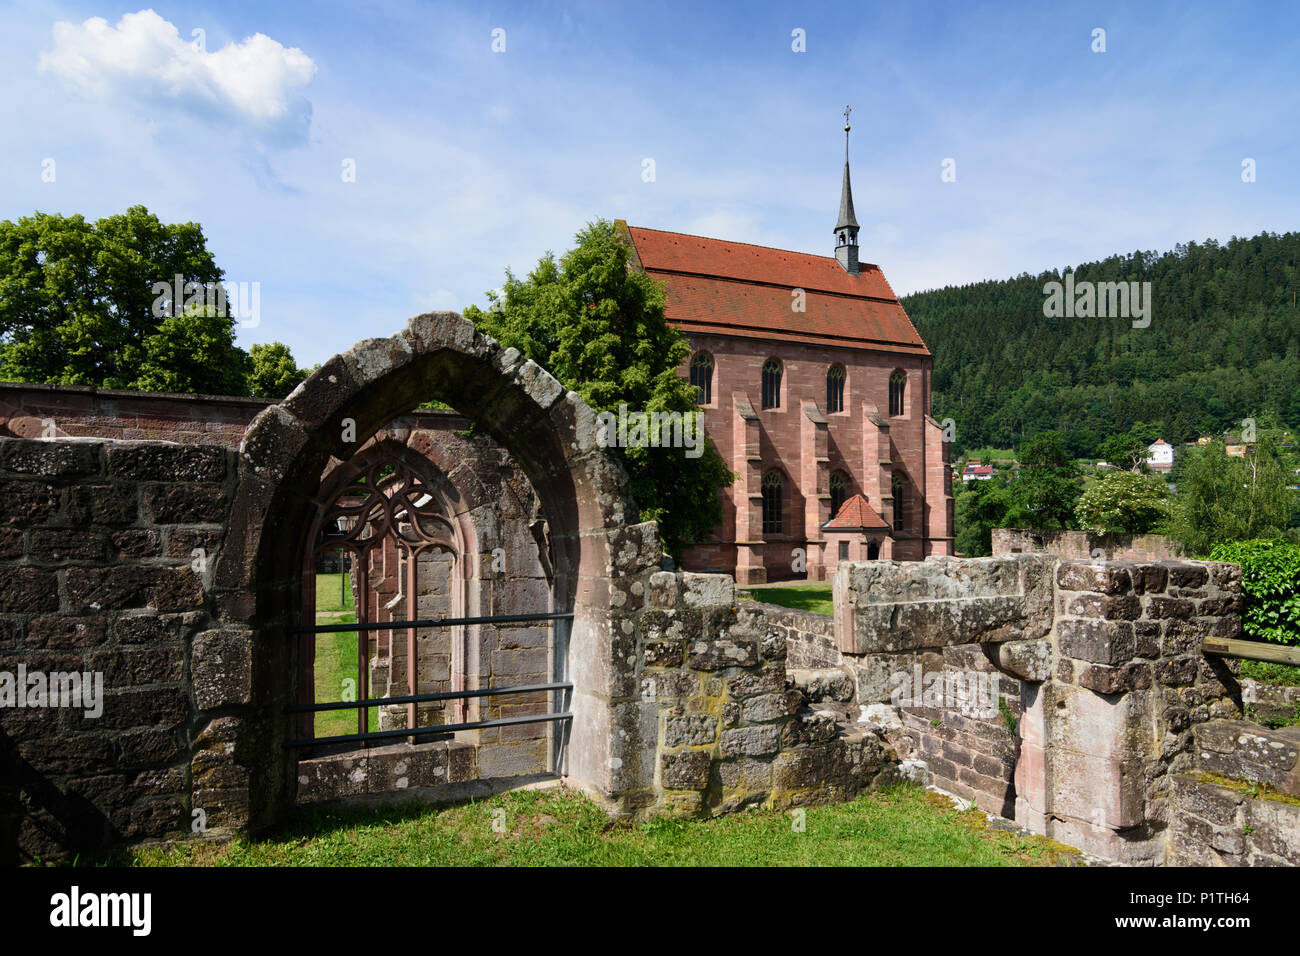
left=211, top=311, right=657, bottom=829
left=306, top=437, right=481, bottom=730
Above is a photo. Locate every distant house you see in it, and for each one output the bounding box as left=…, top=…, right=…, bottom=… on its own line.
left=962, top=464, right=994, bottom=482
left=1146, top=439, right=1174, bottom=473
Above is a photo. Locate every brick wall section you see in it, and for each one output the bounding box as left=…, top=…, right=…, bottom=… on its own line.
left=0, top=382, right=487, bottom=458
left=993, top=528, right=1179, bottom=561
left=749, top=602, right=840, bottom=670
left=0, top=437, right=236, bottom=861
left=1019, top=559, right=1244, bottom=862
left=0, top=382, right=268, bottom=447
left=1172, top=718, right=1300, bottom=865
left=896, top=645, right=1021, bottom=817
left=740, top=593, right=1022, bottom=817
left=829, top=556, right=1054, bottom=818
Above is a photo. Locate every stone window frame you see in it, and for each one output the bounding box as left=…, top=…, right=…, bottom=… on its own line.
left=218, top=311, right=651, bottom=824
left=888, top=369, right=907, bottom=418
left=690, top=351, right=715, bottom=406
left=761, top=469, right=785, bottom=535
left=826, top=363, right=846, bottom=414
left=761, top=358, right=782, bottom=411
left=829, top=470, right=849, bottom=517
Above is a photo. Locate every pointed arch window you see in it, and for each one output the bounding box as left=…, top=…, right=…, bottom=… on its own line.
left=826, top=364, right=846, bottom=414
left=762, top=470, right=784, bottom=535
left=829, top=471, right=849, bottom=517
left=892, top=473, right=906, bottom=532
left=889, top=370, right=907, bottom=417
left=761, top=358, right=782, bottom=410
left=690, top=352, right=714, bottom=405
left=306, top=446, right=463, bottom=741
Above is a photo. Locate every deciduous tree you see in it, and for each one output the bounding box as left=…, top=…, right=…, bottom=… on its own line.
left=465, top=219, right=733, bottom=557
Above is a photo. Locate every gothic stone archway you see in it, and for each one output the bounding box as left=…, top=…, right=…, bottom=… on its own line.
left=208, top=312, right=661, bottom=830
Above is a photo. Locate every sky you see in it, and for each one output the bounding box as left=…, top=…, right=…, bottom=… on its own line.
left=2, top=0, right=1298, bottom=368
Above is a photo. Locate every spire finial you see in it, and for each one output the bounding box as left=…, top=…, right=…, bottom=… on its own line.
left=835, top=104, right=860, bottom=274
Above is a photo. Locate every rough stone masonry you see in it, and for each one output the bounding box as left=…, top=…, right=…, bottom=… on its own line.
left=0, top=311, right=1295, bottom=866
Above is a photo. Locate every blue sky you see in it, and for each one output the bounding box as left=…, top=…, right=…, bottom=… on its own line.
left=2, top=0, right=1297, bottom=367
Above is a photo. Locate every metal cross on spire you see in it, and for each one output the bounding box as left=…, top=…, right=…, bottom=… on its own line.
left=843, top=103, right=853, bottom=129
left=843, top=104, right=853, bottom=161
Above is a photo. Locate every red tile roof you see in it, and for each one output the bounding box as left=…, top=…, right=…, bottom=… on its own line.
left=822, top=494, right=890, bottom=531
left=621, top=223, right=930, bottom=356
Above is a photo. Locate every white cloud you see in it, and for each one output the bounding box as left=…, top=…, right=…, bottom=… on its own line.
left=38, top=9, right=317, bottom=145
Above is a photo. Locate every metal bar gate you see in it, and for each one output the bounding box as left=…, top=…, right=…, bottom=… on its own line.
left=282, top=610, right=574, bottom=769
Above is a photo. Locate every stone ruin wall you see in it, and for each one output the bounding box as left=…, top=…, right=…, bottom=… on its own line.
left=2, top=422, right=1296, bottom=866
left=0, top=439, right=238, bottom=861
left=993, top=527, right=1180, bottom=562
left=0, top=384, right=562, bottom=813
left=2, top=336, right=1298, bottom=866
left=736, top=554, right=1298, bottom=865
left=757, top=597, right=1023, bottom=818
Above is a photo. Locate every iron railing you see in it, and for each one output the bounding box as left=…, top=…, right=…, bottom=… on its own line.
left=284, top=611, right=573, bottom=750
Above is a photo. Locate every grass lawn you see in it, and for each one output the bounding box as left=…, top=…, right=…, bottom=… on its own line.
left=315, top=568, right=354, bottom=613
left=1241, top=659, right=1300, bottom=729
left=741, top=583, right=834, bottom=616
left=121, top=783, right=1080, bottom=867
left=311, top=572, right=376, bottom=738
left=1242, top=659, right=1300, bottom=686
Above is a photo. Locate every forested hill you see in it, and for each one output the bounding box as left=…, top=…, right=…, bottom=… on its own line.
left=901, top=231, right=1300, bottom=458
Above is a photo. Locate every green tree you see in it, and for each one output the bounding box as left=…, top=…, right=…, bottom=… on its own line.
left=1074, top=471, right=1170, bottom=533
left=248, top=341, right=307, bottom=399
left=0, top=205, right=248, bottom=394
left=131, top=308, right=250, bottom=395
left=465, top=219, right=734, bottom=558
left=1005, top=431, right=1082, bottom=530
left=903, top=231, right=1300, bottom=461
left=954, top=476, right=1012, bottom=556
left=1170, top=439, right=1294, bottom=555
left=1098, top=430, right=1149, bottom=472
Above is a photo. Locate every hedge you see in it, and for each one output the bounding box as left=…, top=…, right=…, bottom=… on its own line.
left=1209, top=538, right=1300, bottom=647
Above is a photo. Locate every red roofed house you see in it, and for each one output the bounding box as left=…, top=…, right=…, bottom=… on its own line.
left=616, top=117, right=953, bottom=583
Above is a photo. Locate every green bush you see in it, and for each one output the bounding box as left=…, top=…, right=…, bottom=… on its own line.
left=1209, top=539, right=1300, bottom=647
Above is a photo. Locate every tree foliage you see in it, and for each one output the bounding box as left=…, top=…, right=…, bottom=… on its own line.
left=1003, top=431, right=1082, bottom=530
left=1169, top=438, right=1295, bottom=556
left=1098, top=428, right=1150, bottom=472
left=465, top=219, right=734, bottom=557
left=1209, top=538, right=1300, bottom=647
left=248, top=342, right=308, bottom=399
left=1074, top=471, right=1171, bottom=534
left=904, top=232, right=1300, bottom=457
left=954, top=476, right=1013, bottom=556
left=0, top=206, right=305, bottom=398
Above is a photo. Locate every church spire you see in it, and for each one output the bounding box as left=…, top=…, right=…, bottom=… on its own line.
left=835, top=104, right=860, bottom=275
